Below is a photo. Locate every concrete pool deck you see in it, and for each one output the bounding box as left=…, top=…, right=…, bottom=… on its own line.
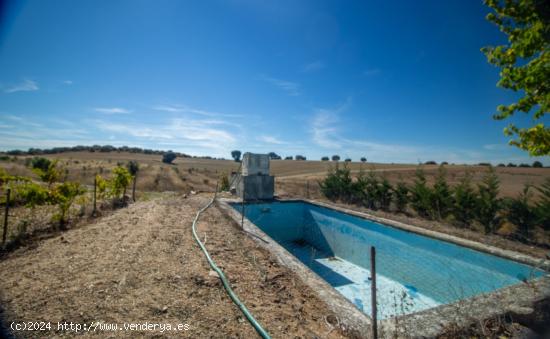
left=217, top=197, right=550, bottom=338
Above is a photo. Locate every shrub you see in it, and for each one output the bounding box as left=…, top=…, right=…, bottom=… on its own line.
left=33, top=159, right=61, bottom=187
left=507, top=163, right=517, bottom=167
left=219, top=173, right=230, bottom=191
left=409, top=168, right=432, bottom=218
left=360, top=157, right=367, bottom=163
left=285, top=156, right=293, bottom=160
left=363, top=170, right=380, bottom=210
left=441, top=161, right=449, bottom=165
left=424, top=160, right=437, bottom=165
left=431, top=165, right=453, bottom=220
left=319, top=163, right=352, bottom=202
left=378, top=177, right=393, bottom=211
left=452, top=173, right=478, bottom=226
left=49, top=182, right=86, bottom=228
left=95, top=174, right=108, bottom=200
left=497, top=163, right=506, bottom=167
left=518, top=163, right=530, bottom=168
left=476, top=167, right=501, bottom=234
left=109, top=166, right=132, bottom=200
left=504, top=185, right=537, bottom=240
left=17, top=182, right=49, bottom=208
left=532, top=161, right=543, bottom=168
left=332, top=155, right=340, bottom=161
left=321, top=156, right=329, bottom=161
left=393, top=181, right=409, bottom=213
left=30, top=157, right=51, bottom=172
left=295, top=155, right=306, bottom=160
left=126, top=160, right=139, bottom=176
left=162, top=151, right=177, bottom=164
left=344, top=158, right=351, bottom=162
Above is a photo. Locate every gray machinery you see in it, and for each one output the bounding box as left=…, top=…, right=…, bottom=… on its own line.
left=231, top=153, right=274, bottom=200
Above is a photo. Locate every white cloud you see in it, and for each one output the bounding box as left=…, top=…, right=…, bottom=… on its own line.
left=63, top=80, right=73, bottom=85
left=258, top=135, right=286, bottom=144
left=152, top=104, right=243, bottom=118
left=4, top=79, right=39, bottom=93
left=302, top=60, right=325, bottom=72
left=262, top=76, right=300, bottom=96
left=94, top=107, right=132, bottom=114
left=93, top=116, right=237, bottom=155
left=310, top=98, right=351, bottom=149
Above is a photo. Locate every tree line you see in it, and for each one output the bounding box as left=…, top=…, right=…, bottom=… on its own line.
left=319, top=164, right=549, bottom=242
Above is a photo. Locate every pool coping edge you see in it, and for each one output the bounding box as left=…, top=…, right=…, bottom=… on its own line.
left=216, top=197, right=550, bottom=338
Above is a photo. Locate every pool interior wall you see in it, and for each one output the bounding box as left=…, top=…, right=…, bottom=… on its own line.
left=231, top=201, right=546, bottom=320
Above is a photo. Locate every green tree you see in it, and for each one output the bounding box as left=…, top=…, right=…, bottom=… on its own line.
left=33, top=159, right=61, bottom=187
left=95, top=174, right=108, bottom=200
left=431, top=165, right=453, bottom=220
left=109, top=166, right=132, bottom=200
left=378, top=177, right=393, bottom=211
left=49, top=182, right=86, bottom=228
left=409, top=168, right=432, bottom=218
left=231, top=150, right=242, bottom=162
left=476, top=167, right=502, bottom=234
left=393, top=181, right=409, bottom=213
left=319, top=163, right=353, bottom=202
left=505, top=185, right=537, bottom=239
left=126, top=160, right=139, bottom=176
left=162, top=151, right=177, bottom=164
left=482, top=0, right=549, bottom=156
left=452, top=173, right=478, bottom=226
left=535, top=178, right=550, bottom=230
left=30, top=157, right=51, bottom=172
left=363, top=170, right=380, bottom=210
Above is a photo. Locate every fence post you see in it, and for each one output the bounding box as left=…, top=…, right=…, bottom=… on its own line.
left=92, top=176, right=97, bottom=217
left=371, top=246, right=378, bottom=339
left=306, top=180, right=310, bottom=199
left=2, top=188, right=10, bottom=246
left=241, top=188, right=246, bottom=230
left=132, top=172, right=137, bottom=202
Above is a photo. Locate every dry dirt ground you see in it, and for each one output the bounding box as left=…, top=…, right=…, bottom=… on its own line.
left=0, top=193, right=350, bottom=338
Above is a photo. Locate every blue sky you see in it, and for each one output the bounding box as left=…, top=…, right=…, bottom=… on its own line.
left=0, top=0, right=547, bottom=164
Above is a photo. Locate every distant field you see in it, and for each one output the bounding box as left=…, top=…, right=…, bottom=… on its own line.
left=1, top=151, right=548, bottom=198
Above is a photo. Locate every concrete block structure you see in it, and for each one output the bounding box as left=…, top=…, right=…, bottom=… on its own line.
left=233, top=153, right=274, bottom=200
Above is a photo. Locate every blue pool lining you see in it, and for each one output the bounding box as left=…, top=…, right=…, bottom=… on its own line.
left=231, top=198, right=550, bottom=272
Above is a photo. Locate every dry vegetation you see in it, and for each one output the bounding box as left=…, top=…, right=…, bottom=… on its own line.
left=0, top=151, right=549, bottom=338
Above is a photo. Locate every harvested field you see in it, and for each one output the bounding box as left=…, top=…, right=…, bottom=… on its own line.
left=2, top=153, right=548, bottom=198
left=0, top=193, right=349, bottom=338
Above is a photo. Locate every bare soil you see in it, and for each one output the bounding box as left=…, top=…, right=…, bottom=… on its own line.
left=0, top=193, right=349, bottom=338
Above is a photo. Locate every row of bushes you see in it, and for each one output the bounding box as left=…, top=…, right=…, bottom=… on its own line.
left=319, top=164, right=549, bottom=240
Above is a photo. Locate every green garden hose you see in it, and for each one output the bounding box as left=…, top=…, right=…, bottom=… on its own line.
left=191, top=194, right=271, bottom=339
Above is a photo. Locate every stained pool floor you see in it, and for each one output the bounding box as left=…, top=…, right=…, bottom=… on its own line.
left=284, top=240, right=440, bottom=319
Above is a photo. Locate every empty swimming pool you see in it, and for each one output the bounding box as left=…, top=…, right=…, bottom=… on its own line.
left=231, top=200, right=546, bottom=319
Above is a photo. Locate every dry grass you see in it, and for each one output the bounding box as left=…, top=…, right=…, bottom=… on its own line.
left=0, top=194, right=350, bottom=338
left=3, top=152, right=548, bottom=199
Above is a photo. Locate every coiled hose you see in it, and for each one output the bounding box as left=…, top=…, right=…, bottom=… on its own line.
left=191, top=193, right=271, bottom=339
